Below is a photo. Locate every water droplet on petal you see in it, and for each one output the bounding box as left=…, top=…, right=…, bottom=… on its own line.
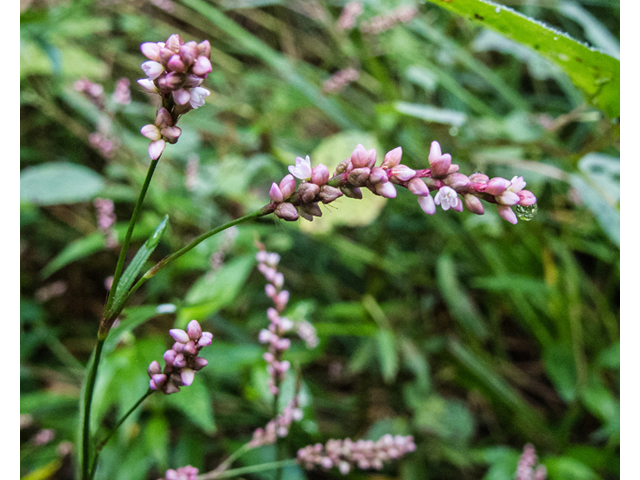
left=515, top=203, right=538, bottom=221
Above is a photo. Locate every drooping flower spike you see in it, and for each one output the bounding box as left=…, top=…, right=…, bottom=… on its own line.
left=265, top=141, right=537, bottom=225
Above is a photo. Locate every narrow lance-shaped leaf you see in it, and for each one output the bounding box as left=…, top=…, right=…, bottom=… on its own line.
left=111, top=215, right=169, bottom=308
left=424, top=0, right=620, bottom=118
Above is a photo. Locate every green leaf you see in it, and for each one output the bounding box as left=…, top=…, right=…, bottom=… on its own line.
left=20, top=162, right=105, bottom=205
left=112, top=216, right=169, bottom=308
left=425, top=0, right=620, bottom=117
left=40, top=232, right=105, bottom=279
left=376, top=329, right=399, bottom=384
left=542, top=342, right=578, bottom=402
left=394, top=102, right=468, bottom=126
left=569, top=173, right=619, bottom=247
left=436, top=255, right=488, bottom=339
left=163, top=379, right=216, bottom=434
left=544, top=456, right=600, bottom=480
left=179, top=255, right=255, bottom=323
left=413, top=395, right=475, bottom=445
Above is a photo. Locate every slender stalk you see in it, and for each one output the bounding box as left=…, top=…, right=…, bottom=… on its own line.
left=198, top=459, right=298, bottom=480
left=207, top=442, right=253, bottom=478
left=89, top=389, right=156, bottom=480
left=104, top=206, right=272, bottom=322
left=80, top=339, right=105, bottom=480
left=105, top=157, right=161, bottom=313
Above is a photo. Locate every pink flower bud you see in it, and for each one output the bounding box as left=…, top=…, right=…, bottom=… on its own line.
left=375, top=182, right=397, bottom=198
left=180, top=369, right=195, bottom=386
left=390, top=165, right=416, bottom=182
left=163, top=349, right=177, bottom=365
left=444, top=173, right=470, bottom=190
left=172, top=88, right=191, bottom=105
left=167, top=54, right=187, bottom=73
left=165, top=34, right=183, bottom=52
left=197, top=40, right=211, bottom=58
left=279, top=174, right=297, bottom=199
left=141, top=61, right=164, bottom=80
left=148, top=139, right=166, bottom=160
left=348, top=167, right=371, bottom=187
left=275, top=202, right=298, bottom=221
left=155, top=107, right=173, bottom=127
left=269, top=183, right=284, bottom=203
left=141, top=42, right=161, bottom=61
left=311, top=164, right=330, bottom=185
left=169, top=329, right=189, bottom=343
left=464, top=194, right=484, bottom=214
left=368, top=167, right=388, bottom=184
left=497, top=205, right=518, bottom=224
left=161, top=126, right=182, bottom=144
left=187, top=320, right=202, bottom=340
left=517, top=190, right=537, bottom=206
left=469, top=172, right=489, bottom=184
left=194, top=357, right=208, bottom=370
left=417, top=195, right=436, bottom=214
left=428, top=141, right=452, bottom=178
left=341, top=186, right=363, bottom=199
left=148, top=361, right=162, bottom=375
left=137, top=78, right=158, bottom=93
left=197, top=334, right=213, bottom=348
left=298, top=182, right=320, bottom=203
left=408, top=178, right=429, bottom=196
left=318, top=185, right=343, bottom=204
left=496, top=191, right=520, bottom=206
left=350, top=144, right=372, bottom=168
left=141, top=124, right=161, bottom=141
left=485, top=177, right=511, bottom=196
left=382, top=146, right=402, bottom=169
left=193, top=56, right=213, bottom=76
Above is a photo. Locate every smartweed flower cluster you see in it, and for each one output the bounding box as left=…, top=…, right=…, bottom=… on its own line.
left=138, top=34, right=212, bottom=159
left=266, top=141, right=537, bottom=225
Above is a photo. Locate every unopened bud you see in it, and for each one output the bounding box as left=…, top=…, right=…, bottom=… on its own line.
left=275, top=202, right=299, bottom=221
left=464, top=194, right=484, bottom=214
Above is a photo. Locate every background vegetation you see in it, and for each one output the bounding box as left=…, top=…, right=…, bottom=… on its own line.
left=20, top=0, right=620, bottom=479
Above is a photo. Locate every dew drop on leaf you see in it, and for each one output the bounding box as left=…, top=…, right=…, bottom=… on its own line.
left=515, top=203, right=538, bottom=221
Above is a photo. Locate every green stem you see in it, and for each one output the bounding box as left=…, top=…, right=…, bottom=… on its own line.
left=198, top=459, right=298, bottom=480
left=105, top=157, right=161, bottom=313
left=80, top=338, right=105, bottom=480
left=88, top=389, right=155, bottom=480
left=105, top=206, right=272, bottom=322
left=207, top=442, right=253, bottom=478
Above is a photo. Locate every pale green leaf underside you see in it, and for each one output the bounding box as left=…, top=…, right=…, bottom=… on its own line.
left=426, top=0, right=620, bottom=118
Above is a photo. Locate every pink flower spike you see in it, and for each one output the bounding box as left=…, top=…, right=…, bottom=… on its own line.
left=141, top=61, right=164, bottom=80
left=141, top=124, right=161, bottom=141
left=169, top=329, right=189, bottom=343
left=382, top=146, right=402, bottom=169
left=497, top=205, right=518, bottom=224
left=140, top=42, right=161, bottom=61
left=180, top=369, right=196, bottom=386
left=148, top=139, right=166, bottom=160
left=269, top=183, right=284, bottom=203
left=517, top=190, right=537, bottom=206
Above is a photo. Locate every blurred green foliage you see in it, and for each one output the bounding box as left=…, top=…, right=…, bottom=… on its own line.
left=20, top=0, right=619, bottom=479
